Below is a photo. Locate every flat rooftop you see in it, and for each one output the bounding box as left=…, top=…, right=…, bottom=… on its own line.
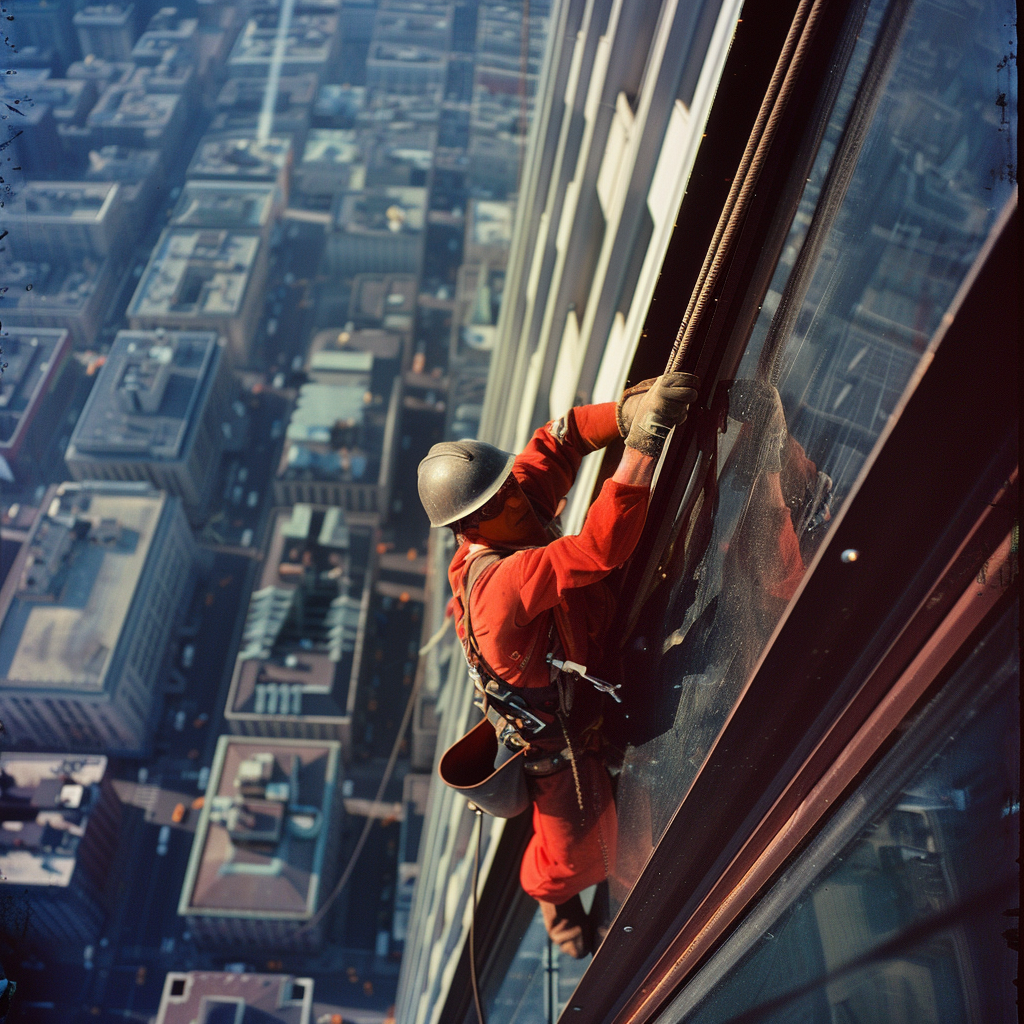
left=334, top=186, right=426, bottom=235
left=0, top=753, right=108, bottom=889
left=67, top=329, right=220, bottom=460
left=228, top=15, right=339, bottom=69
left=0, top=328, right=72, bottom=455
left=128, top=227, right=261, bottom=319
left=0, top=486, right=165, bottom=693
left=0, top=255, right=110, bottom=317
left=180, top=737, right=340, bottom=917
left=216, top=73, right=318, bottom=113
left=187, top=134, right=292, bottom=183
left=88, top=84, right=181, bottom=131
left=6, top=180, right=120, bottom=224
left=156, top=971, right=313, bottom=1024
left=171, top=181, right=278, bottom=232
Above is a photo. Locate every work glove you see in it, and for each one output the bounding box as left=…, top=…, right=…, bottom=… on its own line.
left=727, top=378, right=787, bottom=474
left=623, top=372, right=699, bottom=458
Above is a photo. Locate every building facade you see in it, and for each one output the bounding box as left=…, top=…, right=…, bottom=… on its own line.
left=65, top=330, right=232, bottom=523
left=178, top=736, right=344, bottom=951
left=0, top=483, right=198, bottom=756
left=155, top=971, right=314, bottom=1024
left=0, top=753, right=121, bottom=946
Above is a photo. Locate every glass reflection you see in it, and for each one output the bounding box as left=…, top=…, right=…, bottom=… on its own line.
left=612, top=0, right=1017, bottom=902
left=671, top=610, right=1019, bottom=1024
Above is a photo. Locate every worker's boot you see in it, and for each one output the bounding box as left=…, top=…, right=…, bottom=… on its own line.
left=539, top=895, right=594, bottom=958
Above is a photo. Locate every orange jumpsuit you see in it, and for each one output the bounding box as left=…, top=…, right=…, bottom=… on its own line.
left=448, top=403, right=647, bottom=903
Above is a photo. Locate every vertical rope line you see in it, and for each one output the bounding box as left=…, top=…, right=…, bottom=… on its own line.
left=670, top=0, right=828, bottom=370
left=470, top=807, right=487, bottom=1024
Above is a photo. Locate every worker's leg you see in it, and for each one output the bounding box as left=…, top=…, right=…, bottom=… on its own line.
left=520, top=753, right=617, bottom=904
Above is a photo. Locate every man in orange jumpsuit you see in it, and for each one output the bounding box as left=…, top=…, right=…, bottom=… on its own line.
left=417, top=373, right=698, bottom=956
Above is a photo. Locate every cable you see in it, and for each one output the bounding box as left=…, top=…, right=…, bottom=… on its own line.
left=469, top=805, right=487, bottom=1024
left=295, top=662, right=422, bottom=937
left=669, top=0, right=827, bottom=371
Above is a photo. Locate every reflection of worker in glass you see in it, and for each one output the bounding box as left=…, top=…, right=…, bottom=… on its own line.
left=417, top=374, right=697, bottom=957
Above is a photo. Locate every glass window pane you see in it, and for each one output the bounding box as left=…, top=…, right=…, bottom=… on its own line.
left=611, top=0, right=1017, bottom=902
left=666, top=606, right=1019, bottom=1024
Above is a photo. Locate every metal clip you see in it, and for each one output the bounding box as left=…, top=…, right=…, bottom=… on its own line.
left=546, top=653, right=622, bottom=703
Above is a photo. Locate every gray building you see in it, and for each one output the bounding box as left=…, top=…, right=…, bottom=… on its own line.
left=211, top=73, right=318, bottom=144
left=348, top=273, right=418, bottom=332
left=178, top=736, right=344, bottom=951
left=74, top=4, right=138, bottom=61
left=0, top=482, right=198, bottom=756
left=0, top=253, right=119, bottom=348
left=373, top=2, right=453, bottom=52
left=83, top=145, right=164, bottom=224
left=127, top=226, right=269, bottom=362
left=326, top=185, right=426, bottom=277
left=5, top=0, right=81, bottom=74
left=131, top=6, right=199, bottom=65
left=294, top=129, right=365, bottom=206
left=227, top=13, right=340, bottom=78
left=155, top=972, right=314, bottom=1024
left=365, top=40, right=447, bottom=98
left=0, top=328, right=75, bottom=485
left=187, top=134, right=292, bottom=199
left=224, top=505, right=374, bottom=748
left=170, top=180, right=280, bottom=244
left=65, top=330, right=232, bottom=523
left=86, top=81, right=187, bottom=154
left=274, top=357, right=402, bottom=516
left=2, top=181, right=129, bottom=262
left=0, top=753, right=121, bottom=946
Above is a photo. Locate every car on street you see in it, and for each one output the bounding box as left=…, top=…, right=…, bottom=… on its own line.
left=181, top=644, right=195, bottom=668
left=171, top=803, right=187, bottom=824
left=247, top=490, right=259, bottom=508
left=157, top=825, right=170, bottom=855
left=174, top=711, right=186, bottom=731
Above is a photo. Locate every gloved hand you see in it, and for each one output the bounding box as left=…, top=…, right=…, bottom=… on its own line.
left=728, top=378, right=787, bottom=473
left=623, top=372, right=699, bottom=457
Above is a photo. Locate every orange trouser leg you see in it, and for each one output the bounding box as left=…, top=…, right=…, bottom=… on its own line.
left=519, top=754, right=617, bottom=904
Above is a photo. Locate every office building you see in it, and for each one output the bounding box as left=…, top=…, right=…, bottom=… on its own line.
left=13, top=78, right=100, bottom=169
left=227, top=13, right=340, bottom=79
left=224, top=505, right=374, bottom=748
left=365, top=40, right=447, bottom=99
left=273, top=357, right=402, bottom=515
left=0, top=483, right=197, bottom=756
left=65, top=330, right=232, bottom=523
left=178, top=736, right=344, bottom=951
left=0, top=254, right=119, bottom=349
left=0, top=328, right=75, bottom=485
left=211, top=73, right=318, bottom=144
left=2, top=181, right=128, bottom=262
left=83, top=145, right=164, bottom=224
left=66, top=55, right=134, bottom=89
left=74, top=4, right=137, bottom=62
left=0, top=753, right=121, bottom=945
left=170, top=180, right=280, bottom=244
left=325, top=186, right=426, bottom=277
left=186, top=134, right=292, bottom=198
left=127, top=226, right=269, bottom=361
left=373, top=2, right=453, bottom=52
left=125, top=47, right=197, bottom=100
left=293, top=129, right=365, bottom=206
left=348, top=273, right=418, bottom=333
left=131, top=7, right=199, bottom=66
left=155, top=972, right=314, bottom=1024
left=309, top=325, right=408, bottom=371
left=86, top=81, right=187, bottom=154
left=358, top=122, right=435, bottom=187
left=5, top=0, right=80, bottom=74
left=313, top=83, right=366, bottom=124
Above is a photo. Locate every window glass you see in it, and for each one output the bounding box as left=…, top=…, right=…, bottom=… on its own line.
left=611, top=0, right=1017, bottom=901
left=664, top=606, right=1019, bottom=1024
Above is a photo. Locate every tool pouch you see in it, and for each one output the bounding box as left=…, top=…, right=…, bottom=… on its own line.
left=438, top=718, right=530, bottom=818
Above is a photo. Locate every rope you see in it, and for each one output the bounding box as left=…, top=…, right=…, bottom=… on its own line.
left=558, top=713, right=585, bottom=817
left=669, top=0, right=826, bottom=370
left=294, top=662, right=421, bottom=937
left=469, top=806, right=487, bottom=1024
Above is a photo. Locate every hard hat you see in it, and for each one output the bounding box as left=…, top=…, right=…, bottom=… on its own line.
left=417, top=440, right=516, bottom=528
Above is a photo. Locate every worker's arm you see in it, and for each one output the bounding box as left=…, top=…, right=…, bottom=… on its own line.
left=512, top=402, right=620, bottom=523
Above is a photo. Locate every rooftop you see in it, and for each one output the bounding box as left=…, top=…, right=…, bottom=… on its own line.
left=156, top=971, right=313, bottom=1024
left=74, top=4, right=135, bottom=28
left=187, top=134, right=292, bottom=183
left=128, top=228, right=262, bottom=319
left=348, top=274, right=418, bottom=324
left=5, top=180, right=120, bottom=223
left=0, top=255, right=111, bottom=316
left=67, top=329, right=221, bottom=461
left=334, top=186, right=426, bottom=235
left=66, top=57, right=134, bottom=87
left=171, top=181, right=278, bottom=232
left=0, top=485, right=166, bottom=693
left=228, top=506, right=371, bottom=721
left=179, top=737, right=341, bottom=917
left=87, top=83, right=182, bottom=131
left=0, top=328, right=73, bottom=456
left=132, top=8, right=198, bottom=65
left=228, top=14, right=338, bottom=70
left=84, top=144, right=163, bottom=183
left=216, top=72, right=318, bottom=114
left=300, top=129, right=361, bottom=169
left=0, top=753, right=108, bottom=889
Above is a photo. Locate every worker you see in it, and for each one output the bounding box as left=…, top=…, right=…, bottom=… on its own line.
left=417, top=373, right=698, bottom=957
